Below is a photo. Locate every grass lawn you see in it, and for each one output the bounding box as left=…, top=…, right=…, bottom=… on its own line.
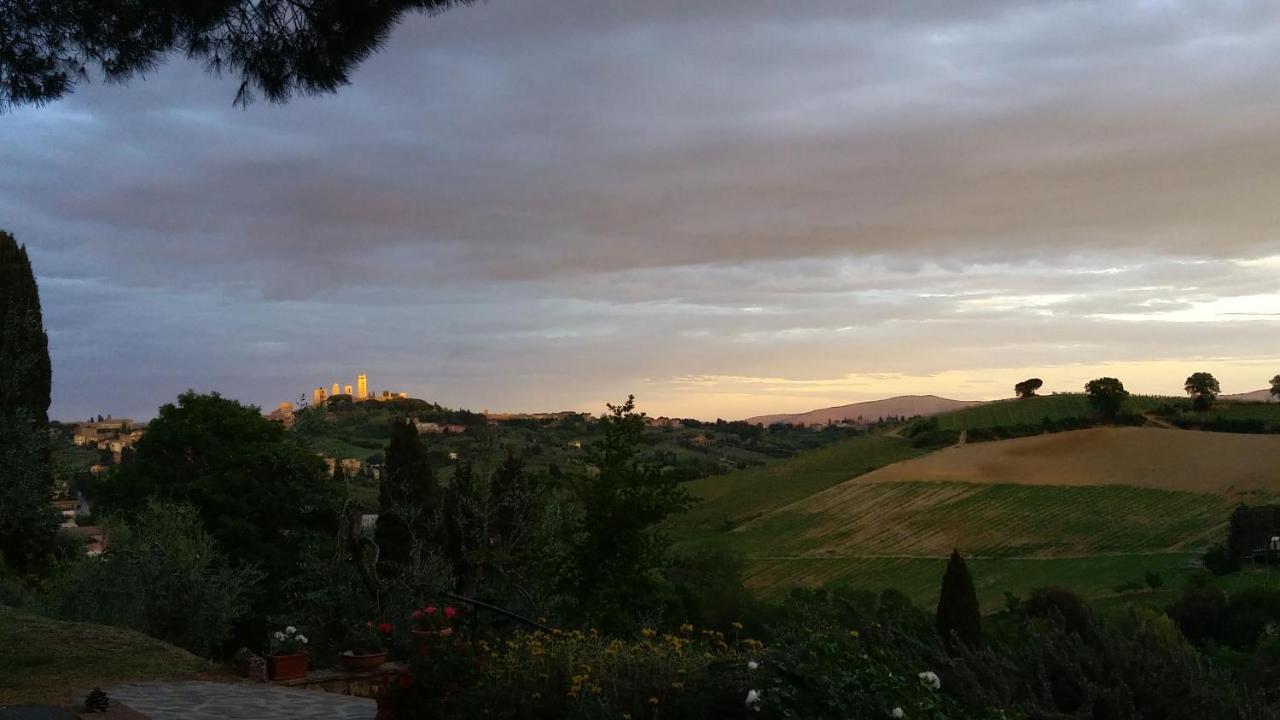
left=742, top=552, right=1202, bottom=612
left=0, top=607, right=219, bottom=706
left=670, top=435, right=924, bottom=536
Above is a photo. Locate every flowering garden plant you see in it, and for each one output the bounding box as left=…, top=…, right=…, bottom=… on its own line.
left=269, top=625, right=309, bottom=656
left=346, top=621, right=394, bottom=655
left=412, top=604, right=460, bottom=634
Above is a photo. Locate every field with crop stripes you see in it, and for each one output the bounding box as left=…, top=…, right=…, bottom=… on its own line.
left=673, top=397, right=1280, bottom=611
left=671, top=434, right=924, bottom=534
left=934, top=393, right=1174, bottom=431
left=724, top=482, right=1232, bottom=558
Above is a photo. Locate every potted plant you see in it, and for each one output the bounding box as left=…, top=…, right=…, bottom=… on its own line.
left=266, top=625, right=310, bottom=681
left=341, top=621, right=393, bottom=672
left=411, top=604, right=458, bottom=650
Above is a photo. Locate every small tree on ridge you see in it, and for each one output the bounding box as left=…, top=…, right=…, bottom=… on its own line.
left=1014, top=378, right=1044, bottom=399
left=1084, top=377, right=1128, bottom=420
left=1185, top=372, right=1221, bottom=411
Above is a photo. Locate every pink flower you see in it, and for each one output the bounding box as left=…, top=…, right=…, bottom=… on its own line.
left=444, top=606, right=458, bottom=620
left=411, top=609, right=422, bottom=620
left=424, top=605, right=438, bottom=616
left=379, top=622, right=393, bottom=635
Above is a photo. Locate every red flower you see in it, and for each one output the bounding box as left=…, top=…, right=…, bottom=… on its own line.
left=379, top=622, right=393, bottom=635
left=424, top=605, right=438, bottom=616
left=411, top=609, right=422, bottom=620
left=443, top=606, right=458, bottom=619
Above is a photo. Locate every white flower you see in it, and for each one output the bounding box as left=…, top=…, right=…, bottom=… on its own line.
left=747, top=660, right=759, bottom=671
left=745, top=689, right=762, bottom=712
left=285, top=626, right=297, bottom=635
left=273, top=631, right=286, bottom=641
left=918, top=670, right=941, bottom=690
left=296, top=635, right=308, bottom=644
left=891, top=708, right=905, bottom=719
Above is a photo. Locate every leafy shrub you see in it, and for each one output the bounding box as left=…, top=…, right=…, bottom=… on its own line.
left=45, top=502, right=260, bottom=656
left=1204, top=543, right=1239, bottom=575
left=1022, top=586, right=1092, bottom=637
left=662, top=545, right=756, bottom=630
left=379, top=618, right=969, bottom=720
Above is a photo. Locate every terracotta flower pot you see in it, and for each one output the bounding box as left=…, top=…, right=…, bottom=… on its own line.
left=341, top=650, right=389, bottom=672
left=412, top=627, right=453, bottom=647
left=267, top=652, right=309, bottom=681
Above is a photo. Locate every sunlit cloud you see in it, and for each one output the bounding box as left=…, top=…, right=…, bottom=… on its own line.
left=2, top=0, right=1279, bottom=420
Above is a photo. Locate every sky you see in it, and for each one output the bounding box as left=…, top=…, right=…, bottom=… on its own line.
left=3, top=0, right=1279, bottom=422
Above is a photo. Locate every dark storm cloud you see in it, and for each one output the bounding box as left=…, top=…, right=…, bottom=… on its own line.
left=2, top=0, right=1279, bottom=420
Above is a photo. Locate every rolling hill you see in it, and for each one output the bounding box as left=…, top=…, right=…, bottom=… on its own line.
left=1223, top=389, right=1279, bottom=403
left=857, top=426, right=1280, bottom=494
left=675, top=413, right=1280, bottom=611
left=745, top=395, right=984, bottom=427
left=929, top=393, right=1175, bottom=431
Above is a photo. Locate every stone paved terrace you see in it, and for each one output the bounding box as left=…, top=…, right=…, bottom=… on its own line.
left=102, top=681, right=376, bottom=720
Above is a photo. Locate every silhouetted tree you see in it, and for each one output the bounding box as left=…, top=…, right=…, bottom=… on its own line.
left=1270, top=374, right=1279, bottom=401
left=1185, top=372, right=1221, bottom=411
left=1084, top=377, right=1128, bottom=419
left=0, top=230, right=57, bottom=569
left=1014, top=378, right=1043, bottom=399
left=0, top=230, right=51, bottom=425
left=561, top=396, right=695, bottom=629
left=97, top=391, right=341, bottom=624
left=375, top=418, right=437, bottom=580
left=0, top=0, right=472, bottom=110
left=936, top=549, right=982, bottom=647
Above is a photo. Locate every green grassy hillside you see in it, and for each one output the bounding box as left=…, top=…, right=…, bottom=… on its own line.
left=0, top=607, right=213, bottom=705
left=742, top=553, right=1202, bottom=610
left=670, top=435, right=924, bottom=535
left=934, top=393, right=1175, bottom=431
left=672, top=398, right=1279, bottom=611
left=725, top=482, right=1230, bottom=559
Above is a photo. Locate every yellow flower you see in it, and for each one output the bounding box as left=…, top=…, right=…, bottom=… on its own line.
left=731, top=622, right=744, bottom=630
left=532, top=692, right=542, bottom=700
left=623, top=715, right=632, bottom=720
left=648, top=697, right=660, bottom=705
left=671, top=681, right=685, bottom=689
left=680, top=623, right=694, bottom=633
left=849, top=629, right=860, bottom=639
left=641, top=628, right=656, bottom=638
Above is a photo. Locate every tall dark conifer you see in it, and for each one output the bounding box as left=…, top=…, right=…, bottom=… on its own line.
left=375, top=419, right=438, bottom=580
left=0, top=231, right=52, bottom=425
left=936, top=549, right=982, bottom=647
left=0, top=230, right=57, bottom=569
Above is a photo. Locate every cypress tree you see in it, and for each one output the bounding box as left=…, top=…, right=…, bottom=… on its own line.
left=936, top=548, right=982, bottom=647
left=0, top=230, right=57, bottom=569
left=0, top=231, right=52, bottom=425
left=375, top=419, right=438, bottom=579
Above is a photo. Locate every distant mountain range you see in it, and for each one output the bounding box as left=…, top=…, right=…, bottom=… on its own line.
left=1222, top=389, right=1278, bottom=403
left=745, top=394, right=985, bottom=426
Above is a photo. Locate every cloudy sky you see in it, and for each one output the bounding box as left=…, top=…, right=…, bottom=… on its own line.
left=4, top=0, right=1280, bottom=422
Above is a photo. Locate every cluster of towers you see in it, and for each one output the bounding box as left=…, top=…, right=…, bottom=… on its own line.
left=313, top=373, right=369, bottom=405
